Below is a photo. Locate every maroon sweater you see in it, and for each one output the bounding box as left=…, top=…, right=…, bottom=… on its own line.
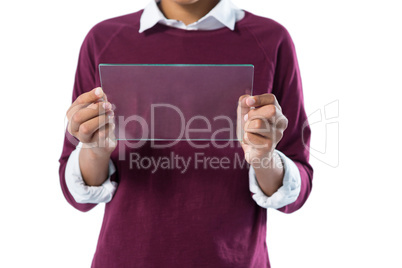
left=59, top=9, right=313, bottom=268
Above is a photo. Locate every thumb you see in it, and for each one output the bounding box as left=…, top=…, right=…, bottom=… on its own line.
left=236, top=94, right=250, bottom=142
left=73, top=87, right=105, bottom=106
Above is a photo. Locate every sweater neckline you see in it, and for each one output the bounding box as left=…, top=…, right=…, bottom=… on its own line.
left=143, top=10, right=252, bottom=37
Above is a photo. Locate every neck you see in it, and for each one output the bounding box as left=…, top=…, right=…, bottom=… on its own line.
left=158, top=0, right=220, bottom=25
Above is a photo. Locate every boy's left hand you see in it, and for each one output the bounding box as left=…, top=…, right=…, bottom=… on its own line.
left=237, top=93, right=288, bottom=166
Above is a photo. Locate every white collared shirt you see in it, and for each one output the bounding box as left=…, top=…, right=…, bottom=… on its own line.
left=65, top=0, right=301, bottom=209
left=139, top=0, right=244, bottom=32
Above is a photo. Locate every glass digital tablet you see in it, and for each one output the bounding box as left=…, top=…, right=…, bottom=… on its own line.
left=99, top=64, right=254, bottom=141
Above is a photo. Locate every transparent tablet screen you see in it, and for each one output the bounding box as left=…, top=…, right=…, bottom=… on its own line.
left=99, top=64, right=254, bottom=141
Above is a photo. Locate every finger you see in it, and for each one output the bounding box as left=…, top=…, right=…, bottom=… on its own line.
left=245, top=117, right=284, bottom=143
left=246, top=104, right=278, bottom=125
left=92, top=123, right=116, bottom=147
left=67, top=100, right=109, bottom=123
left=246, top=104, right=288, bottom=132
left=245, top=117, right=273, bottom=138
left=238, top=94, right=251, bottom=116
left=69, top=102, right=113, bottom=134
left=247, top=124, right=283, bottom=142
left=245, top=93, right=281, bottom=110
left=237, top=94, right=251, bottom=141
left=243, top=132, right=272, bottom=152
left=95, top=92, right=109, bottom=103
left=67, top=87, right=105, bottom=115
left=82, top=123, right=116, bottom=150
left=77, top=113, right=115, bottom=143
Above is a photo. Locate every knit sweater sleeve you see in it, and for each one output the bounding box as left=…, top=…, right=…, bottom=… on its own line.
left=58, top=30, right=99, bottom=212
left=271, top=28, right=314, bottom=214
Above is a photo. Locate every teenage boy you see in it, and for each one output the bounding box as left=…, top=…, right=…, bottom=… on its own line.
left=59, top=0, right=313, bottom=267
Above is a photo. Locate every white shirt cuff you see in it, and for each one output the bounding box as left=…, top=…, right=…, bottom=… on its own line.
left=65, top=142, right=118, bottom=204
left=249, top=150, right=301, bottom=209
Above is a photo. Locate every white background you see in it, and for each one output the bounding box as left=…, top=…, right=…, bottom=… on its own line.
left=1, top=0, right=401, bottom=267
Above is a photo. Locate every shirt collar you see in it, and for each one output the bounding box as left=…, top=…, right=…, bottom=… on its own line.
left=139, top=0, right=242, bottom=33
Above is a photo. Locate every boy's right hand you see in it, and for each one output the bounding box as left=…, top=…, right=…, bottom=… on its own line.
left=66, top=87, right=116, bottom=156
